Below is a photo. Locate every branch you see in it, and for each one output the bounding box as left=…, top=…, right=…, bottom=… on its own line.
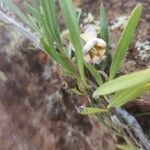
left=114, top=108, right=150, bottom=150
left=0, top=9, right=149, bottom=150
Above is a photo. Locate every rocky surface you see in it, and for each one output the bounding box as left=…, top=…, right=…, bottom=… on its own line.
left=0, top=25, right=116, bottom=149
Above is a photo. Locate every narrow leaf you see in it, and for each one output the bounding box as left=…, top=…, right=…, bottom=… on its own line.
left=136, top=112, right=150, bottom=117
left=27, top=5, right=43, bottom=31
left=41, top=0, right=62, bottom=47
left=78, top=106, right=107, bottom=115
left=84, top=62, right=103, bottom=85
left=99, top=4, right=109, bottom=70
left=27, top=4, right=43, bottom=27
left=59, top=0, right=87, bottom=86
left=100, top=3, right=109, bottom=45
left=90, top=101, right=113, bottom=130
left=71, top=88, right=84, bottom=96
left=117, top=144, right=131, bottom=150
left=108, top=83, right=150, bottom=108
left=93, top=68, right=150, bottom=97
left=109, top=4, right=142, bottom=80
left=41, top=37, right=76, bottom=77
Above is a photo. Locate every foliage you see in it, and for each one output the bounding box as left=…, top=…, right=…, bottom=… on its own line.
left=109, top=4, right=142, bottom=80
left=108, top=83, right=150, bottom=108
left=100, top=3, right=109, bottom=46
left=93, top=68, right=150, bottom=96
left=117, top=144, right=139, bottom=150
left=78, top=106, right=108, bottom=115
left=84, top=62, right=103, bottom=86
left=117, top=137, right=140, bottom=150
left=60, top=0, right=87, bottom=86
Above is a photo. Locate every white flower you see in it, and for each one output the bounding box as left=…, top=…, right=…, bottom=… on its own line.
left=80, top=25, right=106, bottom=64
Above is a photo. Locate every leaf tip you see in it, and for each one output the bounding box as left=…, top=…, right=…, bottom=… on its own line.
left=100, top=3, right=104, bottom=7
left=107, top=104, right=112, bottom=109
left=93, top=90, right=99, bottom=98
left=137, top=3, right=142, bottom=8
left=134, top=3, right=142, bottom=15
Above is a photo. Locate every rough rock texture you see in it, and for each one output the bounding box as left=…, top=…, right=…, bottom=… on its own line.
left=0, top=25, right=117, bottom=149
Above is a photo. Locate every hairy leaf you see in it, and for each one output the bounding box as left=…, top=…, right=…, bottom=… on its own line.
left=108, top=83, right=150, bottom=108
left=59, top=0, right=87, bottom=86
left=79, top=106, right=107, bottom=115
left=41, top=37, right=76, bottom=77
left=41, top=0, right=62, bottom=48
left=93, top=68, right=150, bottom=97
left=109, top=4, right=142, bottom=80
left=27, top=6, right=42, bottom=31
left=100, top=3, right=109, bottom=45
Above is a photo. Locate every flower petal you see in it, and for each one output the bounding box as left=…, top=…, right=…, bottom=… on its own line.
left=80, top=26, right=97, bottom=42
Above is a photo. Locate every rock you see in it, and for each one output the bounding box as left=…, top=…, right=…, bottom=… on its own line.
left=136, top=40, right=150, bottom=64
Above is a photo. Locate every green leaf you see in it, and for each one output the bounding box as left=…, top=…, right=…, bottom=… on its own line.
left=117, top=145, right=131, bottom=150
left=1, top=0, right=33, bottom=29
left=59, top=0, right=87, bottom=86
left=27, top=4, right=43, bottom=27
left=100, top=3, right=109, bottom=45
left=41, top=0, right=62, bottom=48
left=40, top=0, right=71, bottom=60
left=99, top=4, right=109, bottom=70
left=108, top=83, right=150, bottom=108
left=93, top=68, right=150, bottom=97
left=71, top=88, right=84, bottom=96
left=84, top=62, right=103, bottom=86
left=109, top=4, right=142, bottom=80
left=136, top=112, right=150, bottom=117
left=90, top=101, right=113, bottom=130
left=41, top=37, right=76, bottom=77
left=27, top=7, right=42, bottom=31
left=117, top=144, right=140, bottom=150
left=78, top=106, right=108, bottom=115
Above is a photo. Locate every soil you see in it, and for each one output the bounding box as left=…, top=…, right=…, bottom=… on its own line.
left=0, top=0, right=149, bottom=150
